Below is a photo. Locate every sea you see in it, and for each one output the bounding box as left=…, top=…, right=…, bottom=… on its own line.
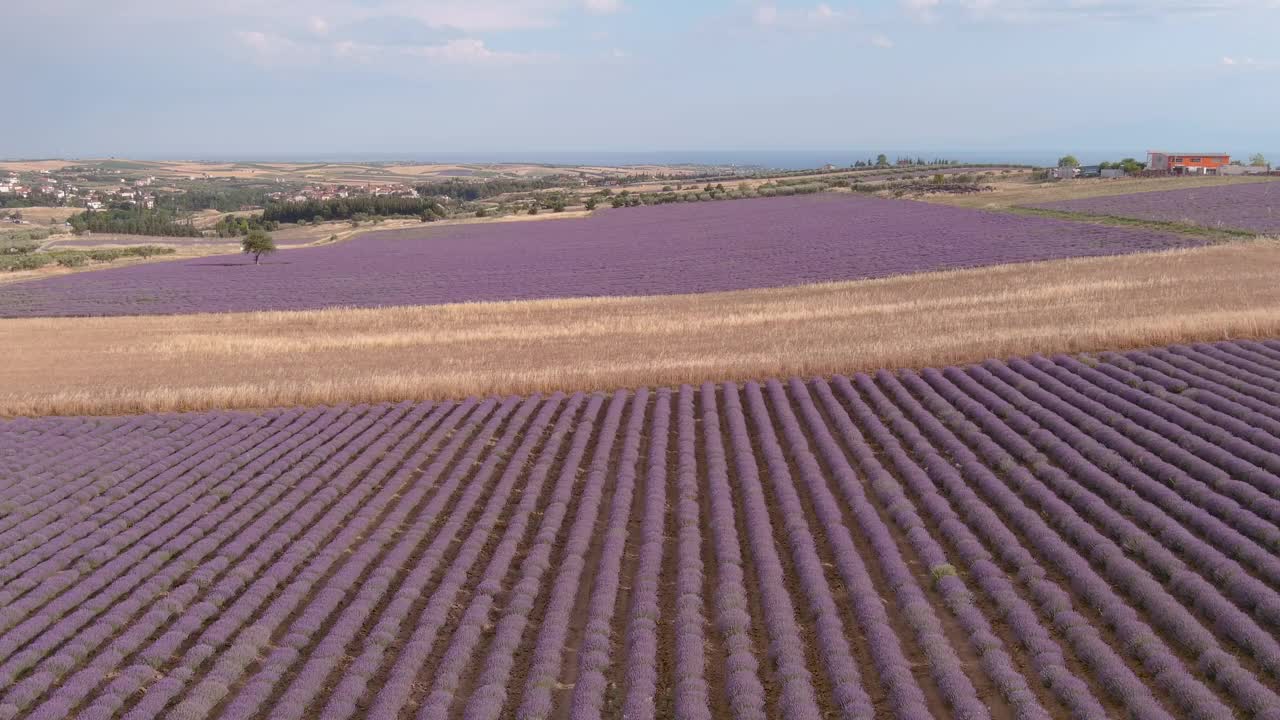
left=130, top=149, right=1279, bottom=172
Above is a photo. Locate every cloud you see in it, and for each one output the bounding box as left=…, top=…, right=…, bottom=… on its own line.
left=754, top=5, right=780, bottom=25
left=901, top=0, right=942, bottom=21
left=902, top=0, right=1279, bottom=23
left=20, top=1, right=600, bottom=34
left=233, top=30, right=300, bottom=61
left=233, top=27, right=544, bottom=68
left=808, top=3, right=838, bottom=21
left=332, top=39, right=377, bottom=62
left=307, top=15, right=330, bottom=35
left=752, top=3, right=851, bottom=29
left=1221, top=55, right=1279, bottom=68
left=870, top=33, right=894, bottom=48
left=406, top=37, right=544, bottom=64
left=583, top=0, right=624, bottom=14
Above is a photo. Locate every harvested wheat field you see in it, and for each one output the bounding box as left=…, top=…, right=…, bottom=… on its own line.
left=4, top=340, right=1280, bottom=720
left=4, top=241, right=1280, bottom=417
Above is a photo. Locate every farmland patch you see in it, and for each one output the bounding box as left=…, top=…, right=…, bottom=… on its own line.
left=0, top=194, right=1198, bottom=318
left=4, top=340, right=1280, bottom=718
left=1028, top=180, right=1280, bottom=234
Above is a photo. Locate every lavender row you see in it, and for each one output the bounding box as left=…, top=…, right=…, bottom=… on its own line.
left=317, top=394, right=568, bottom=720
left=916, top=368, right=1258, bottom=718
left=719, top=384, right=823, bottom=720
left=73, top=400, right=441, bottom=720
left=568, top=390, right=649, bottom=719
left=619, top=389, right=673, bottom=720
left=669, top=386, right=712, bottom=720
left=398, top=394, right=592, bottom=720
left=808, top=379, right=1048, bottom=720
left=216, top=397, right=535, bottom=720
left=513, top=391, right=628, bottom=720
left=954, top=363, right=1280, bottom=685
left=696, top=384, right=769, bottom=720
left=167, top=399, right=508, bottom=719
left=458, top=393, right=612, bottom=720
left=109, top=400, right=468, bottom=720
left=19, top=402, right=431, bottom=720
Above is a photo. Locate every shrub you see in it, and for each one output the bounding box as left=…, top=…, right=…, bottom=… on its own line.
left=0, top=253, right=52, bottom=271
left=930, top=564, right=958, bottom=584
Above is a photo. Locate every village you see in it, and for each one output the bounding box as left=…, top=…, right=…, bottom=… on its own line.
left=0, top=164, right=427, bottom=221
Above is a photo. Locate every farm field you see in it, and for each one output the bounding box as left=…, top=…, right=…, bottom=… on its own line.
left=5, top=241, right=1279, bottom=417
left=925, top=174, right=1280, bottom=211
left=1028, top=180, right=1280, bottom=234
left=4, top=340, right=1280, bottom=719
left=0, top=194, right=1199, bottom=318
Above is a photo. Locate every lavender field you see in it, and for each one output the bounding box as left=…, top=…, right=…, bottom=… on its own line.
left=1031, top=180, right=1280, bottom=233
left=4, top=339, right=1280, bottom=719
left=0, top=194, right=1196, bottom=318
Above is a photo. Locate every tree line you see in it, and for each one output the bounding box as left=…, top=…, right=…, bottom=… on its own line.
left=414, top=177, right=563, bottom=202
left=157, top=185, right=277, bottom=212
left=262, top=196, right=447, bottom=224
left=213, top=215, right=280, bottom=238
left=67, top=207, right=202, bottom=237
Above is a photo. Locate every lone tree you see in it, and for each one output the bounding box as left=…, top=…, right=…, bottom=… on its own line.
left=241, top=229, right=276, bottom=265
left=1057, top=155, right=1081, bottom=168
left=1250, top=153, right=1269, bottom=167
left=875, top=154, right=890, bottom=167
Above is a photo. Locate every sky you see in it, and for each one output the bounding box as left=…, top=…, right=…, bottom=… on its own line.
left=3, top=0, right=1279, bottom=161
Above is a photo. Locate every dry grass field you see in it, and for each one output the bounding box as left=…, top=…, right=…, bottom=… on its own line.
left=0, top=160, right=79, bottom=172
left=4, top=240, right=1279, bottom=417
left=0, top=206, right=78, bottom=228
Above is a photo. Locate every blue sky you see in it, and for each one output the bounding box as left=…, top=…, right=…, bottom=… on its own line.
left=4, top=0, right=1279, bottom=160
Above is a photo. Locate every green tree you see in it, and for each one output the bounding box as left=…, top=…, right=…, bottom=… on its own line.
left=1057, top=155, right=1081, bottom=168
left=875, top=154, right=889, bottom=167
left=1118, top=158, right=1146, bottom=174
left=1250, top=153, right=1269, bottom=167
left=584, top=197, right=598, bottom=210
left=241, top=229, right=276, bottom=265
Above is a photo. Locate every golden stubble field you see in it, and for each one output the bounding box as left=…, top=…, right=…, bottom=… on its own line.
left=4, top=241, right=1279, bottom=416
